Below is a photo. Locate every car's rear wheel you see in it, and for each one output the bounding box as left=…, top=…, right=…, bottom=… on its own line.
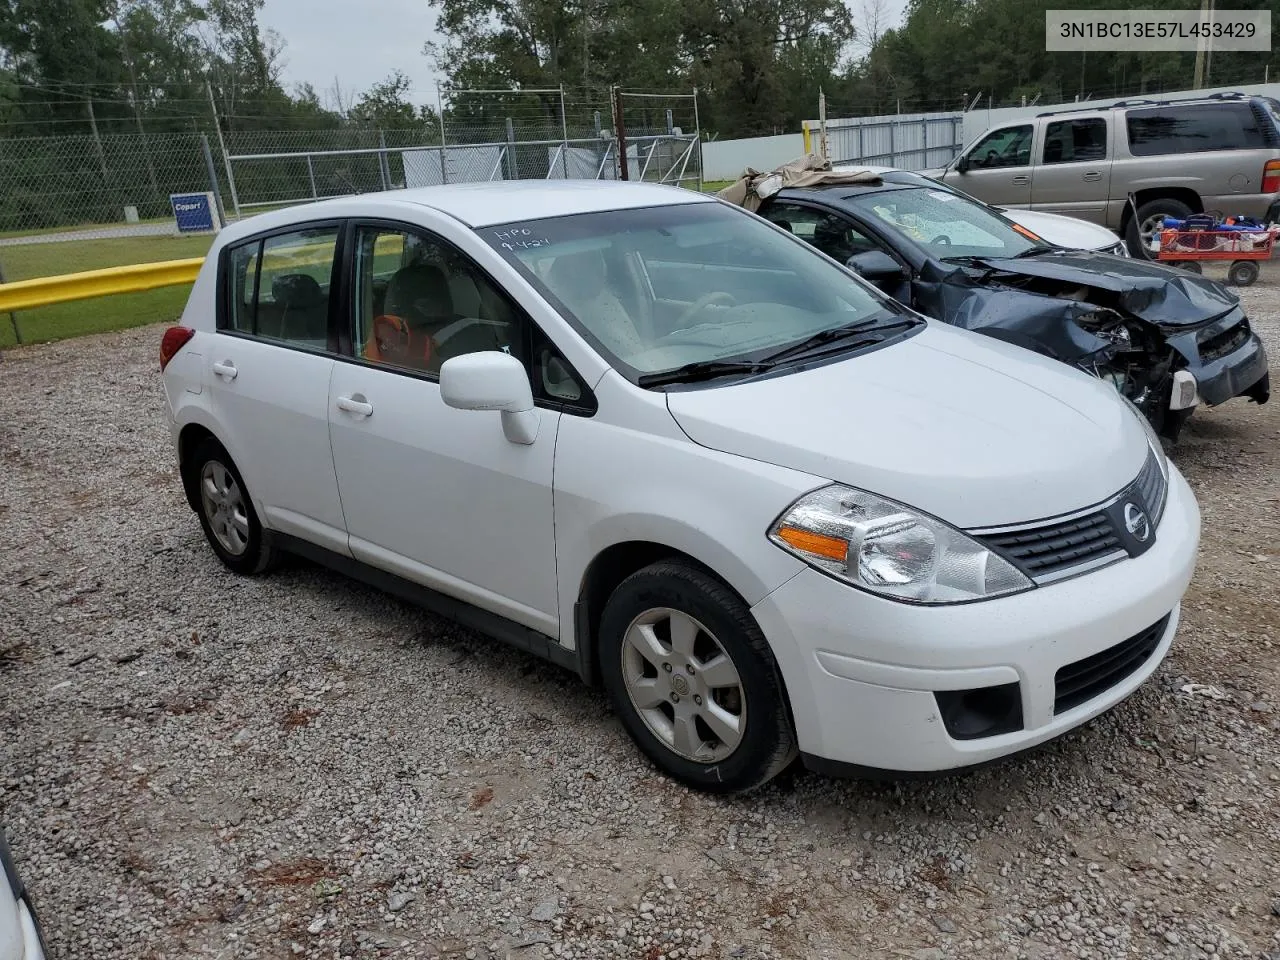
left=188, top=437, right=278, bottom=575
left=598, top=560, right=797, bottom=793
left=1126, top=198, right=1193, bottom=259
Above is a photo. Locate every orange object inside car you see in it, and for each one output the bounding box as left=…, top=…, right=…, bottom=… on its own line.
left=364, top=314, right=434, bottom=369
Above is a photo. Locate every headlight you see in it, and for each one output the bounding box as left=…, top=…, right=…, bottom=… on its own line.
left=1120, top=393, right=1168, bottom=481
left=768, top=485, right=1033, bottom=604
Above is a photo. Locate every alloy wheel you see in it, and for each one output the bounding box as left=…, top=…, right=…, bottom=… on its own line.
left=620, top=606, right=746, bottom=763
left=200, top=460, right=250, bottom=556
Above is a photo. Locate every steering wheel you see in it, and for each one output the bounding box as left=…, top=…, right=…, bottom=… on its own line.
left=931, top=235, right=952, bottom=246
left=674, top=291, right=736, bottom=330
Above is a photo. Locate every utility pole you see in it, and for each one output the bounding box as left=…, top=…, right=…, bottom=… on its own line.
left=612, top=86, right=629, bottom=180
left=818, top=89, right=828, bottom=161
left=1193, top=0, right=1212, bottom=88
left=85, top=99, right=108, bottom=182
left=207, top=78, right=240, bottom=220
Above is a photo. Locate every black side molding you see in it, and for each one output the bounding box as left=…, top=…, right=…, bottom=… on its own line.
left=270, top=532, right=584, bottom=679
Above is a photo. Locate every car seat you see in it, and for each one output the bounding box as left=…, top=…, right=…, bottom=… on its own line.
left=546, top=250, right=646, bottom=359
left=271, top=274, right=328, bottom=344
left=366, top=263, right=457, bottom=368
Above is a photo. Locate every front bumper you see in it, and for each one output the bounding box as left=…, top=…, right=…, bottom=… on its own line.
left=750, top=464, right=1200, bottom=773
left=1169, top=314, right=1270, bottom=408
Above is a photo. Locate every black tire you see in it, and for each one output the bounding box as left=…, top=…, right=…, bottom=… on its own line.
left=1227, top=259, right=1260, bottom=286
left=1126, top=197, right=1194, bottom=259
left=1176, top=260, right=1203, bottom=275
left=598, top=560, right=797, bottom=793
left=185, top=437, right=278, bottom=575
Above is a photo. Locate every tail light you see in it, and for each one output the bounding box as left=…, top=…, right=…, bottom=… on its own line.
left=159, top=325, right=195, bottom=371
left=1263, top=159, right=1280, bottom=194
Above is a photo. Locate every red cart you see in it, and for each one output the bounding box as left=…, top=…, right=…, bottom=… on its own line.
left=1156, top=225, right=1275, bottom=286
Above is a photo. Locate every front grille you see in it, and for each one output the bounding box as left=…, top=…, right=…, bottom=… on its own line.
left=973, top=449, right=1167, bottom=583
left=1132, top=447, right=1168, bottom=524
left=978, top=511, right=1122, bottom=580
left=1198, top=317, right=1250, bottom=363
left=1054, top=614, right=1171, bottom=714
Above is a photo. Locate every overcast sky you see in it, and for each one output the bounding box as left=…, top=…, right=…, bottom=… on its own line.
left=259, top=0, right=445, bottom=109
left=259, top=0, right=909, bottom=111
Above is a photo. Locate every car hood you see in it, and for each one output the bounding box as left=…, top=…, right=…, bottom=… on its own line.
left=966, top=250, right=1238, bottom=326
left=997, top=208, right=1119, bottom=251
left=664, top=322, right=1149, bottom=529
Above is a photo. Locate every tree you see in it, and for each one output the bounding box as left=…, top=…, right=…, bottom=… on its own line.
left=350, top=70, right=439, bottom=129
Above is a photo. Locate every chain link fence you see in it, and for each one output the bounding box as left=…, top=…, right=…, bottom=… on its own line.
left=0, top=88, right=702, bottom=244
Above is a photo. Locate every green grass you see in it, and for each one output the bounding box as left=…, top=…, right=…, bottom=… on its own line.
left=0, top=234, right=214, bottom=348
left=700, top=179, right=735, bottom=193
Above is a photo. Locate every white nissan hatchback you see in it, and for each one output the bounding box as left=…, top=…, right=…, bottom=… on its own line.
left=161, top=181, right=1200, bottom=793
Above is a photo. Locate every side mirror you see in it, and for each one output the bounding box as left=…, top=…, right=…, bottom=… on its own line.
left=846, top=250, right=907, bottom=287
left=440, top=351, right=539, bottom=444
left=954, top=155, right=970, bottom=174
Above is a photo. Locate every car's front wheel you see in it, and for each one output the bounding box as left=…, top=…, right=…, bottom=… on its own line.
left=598, top=560, right=797, bottom=793
left=186, top=437, right=278, bottom=575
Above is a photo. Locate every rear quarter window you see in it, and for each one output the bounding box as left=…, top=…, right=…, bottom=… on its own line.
left=1126, top=103, right=1267, bottom=156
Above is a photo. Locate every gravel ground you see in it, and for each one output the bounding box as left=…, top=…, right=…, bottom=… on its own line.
left=2, top=265, right=1279, bottom=960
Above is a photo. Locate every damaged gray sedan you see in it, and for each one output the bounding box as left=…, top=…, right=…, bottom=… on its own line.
left=732, top=165, right=1269, bottom=439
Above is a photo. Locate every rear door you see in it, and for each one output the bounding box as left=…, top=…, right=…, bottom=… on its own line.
left=939, top=123, right=1035, bottom=207
left=205, top=223, right=350, bottom=555
left=1030, top=116, right=1112, bottom=223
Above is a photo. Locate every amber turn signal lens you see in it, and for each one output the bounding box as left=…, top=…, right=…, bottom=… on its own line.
left=775, top=525, right=848, bottom=562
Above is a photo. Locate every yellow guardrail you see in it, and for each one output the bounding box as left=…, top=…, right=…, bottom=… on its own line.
left=0, top=257, right=206, bottom=313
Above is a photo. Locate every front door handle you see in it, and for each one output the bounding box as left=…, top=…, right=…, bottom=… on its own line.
left=1012, top=175, right=1030, bottom=185
left=1083, top=171, right=1102, bottom=182
left=336, top=394, right=373, bottom=417
left=212, top=360, right=238, bottom=380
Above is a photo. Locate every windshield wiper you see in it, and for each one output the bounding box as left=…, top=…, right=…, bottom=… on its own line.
left=1011, top=245, right=1067, bottom=258
left=636, top=359, right=776, bottom=388
left=761, top=317, right=912, bottom=365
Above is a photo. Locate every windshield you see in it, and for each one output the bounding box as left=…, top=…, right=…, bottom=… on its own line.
left=843, top=186, right=1048, bottom=260
left=480, top=202, right=912, bottom=381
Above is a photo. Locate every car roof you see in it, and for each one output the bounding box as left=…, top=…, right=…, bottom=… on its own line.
left=216, top=180, right=711, bottom=243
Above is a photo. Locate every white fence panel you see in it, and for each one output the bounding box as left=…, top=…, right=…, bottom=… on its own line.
left=702, top=134, right=805, bottom=180
left=814, top=112, right=965, bottom=171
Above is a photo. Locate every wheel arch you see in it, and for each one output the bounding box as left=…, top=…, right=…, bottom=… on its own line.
left=571, top=537, right=797, bottom=701
left=1120, top=187, right=1204, bottom=234
left=177, top=422, right=218, bottom=512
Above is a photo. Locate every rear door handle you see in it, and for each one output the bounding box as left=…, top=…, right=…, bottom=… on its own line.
left=1083, top=171, right=1102, bottom=182
left=336, top=395, right=373, bottom=417
left=1012, top=175, right=1030, bottom=185
left=212, top=360, right=238, bottom=380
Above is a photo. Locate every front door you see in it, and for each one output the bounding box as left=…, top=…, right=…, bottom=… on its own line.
left=942, top=123, right=1035, bottom=207
left=206, top=224, right=349, bottom=555
left=326, top=222, right=561, bottom=634
left=1030, top=116, right=1112, bottom=223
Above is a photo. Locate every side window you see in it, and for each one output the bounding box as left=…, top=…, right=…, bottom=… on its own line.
left=225, top=242, right=260, bottom=332
left=221, top=226, right=339, bottom=350
left=1043, top=118, right=1107, bottom=164
left=1127, top=103, right=1267, bottom=156
left=761, top=203, right=882, bottom=265
left=531, top=326, right=590, bottom=408
left=353, top=225, right=526, bottom=375
left=967, top=125, right=1034, bottom=169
